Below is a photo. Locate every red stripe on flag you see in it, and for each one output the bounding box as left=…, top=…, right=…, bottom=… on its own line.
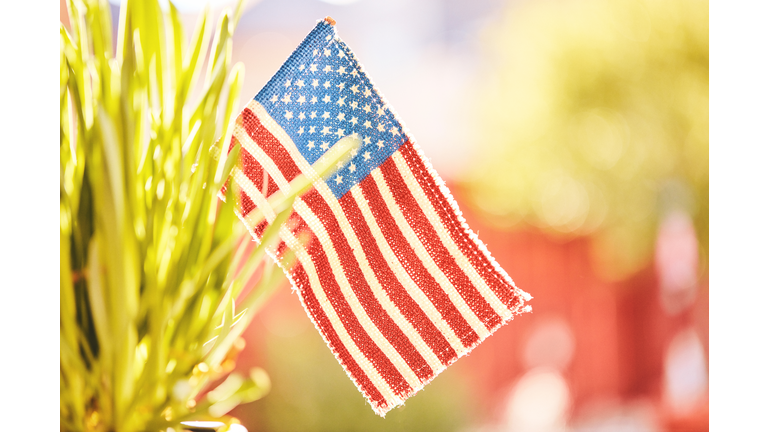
left=228, top=133, right=237, bottom=152
left=274, top=240, right=288, bottom=259
left=302, top=190, right=435, bottom=380
left=338, top=192, right=458, bottom=366
left=398, top=141, right=522, bottom=309
left=297, top=213, right=413, bottom=396
left=242, top=108, right=303, bottom=183
left=239, top=190, right=256, bottom=216
left=379, top=157, right=502, bottom=331
left=252, top=219, right=269, bottom=240
left=291, top=264, right=388, bottom=409
left=358, top=175, right=481, bottom=348
left=240, top=145, right=280, bottom=198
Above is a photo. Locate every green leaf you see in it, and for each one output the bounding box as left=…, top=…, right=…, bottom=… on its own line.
left=61, top=1, right=279, bottom=429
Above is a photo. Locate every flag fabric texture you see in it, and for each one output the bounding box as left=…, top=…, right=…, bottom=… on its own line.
left=224, top=18, right=531, bottom=416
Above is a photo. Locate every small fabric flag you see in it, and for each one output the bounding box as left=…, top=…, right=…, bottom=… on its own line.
left=223, top=17, right=531, bottom=416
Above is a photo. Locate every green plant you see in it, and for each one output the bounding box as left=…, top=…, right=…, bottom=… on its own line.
left=465, top=0, right=708, bottom=280
left=59, top=1, right=291, bottom=430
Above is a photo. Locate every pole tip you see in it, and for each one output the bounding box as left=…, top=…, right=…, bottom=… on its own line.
left=324, top=16, right=336, bottom=26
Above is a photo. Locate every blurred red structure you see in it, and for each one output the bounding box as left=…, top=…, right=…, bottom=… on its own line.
left=449, top=184, right=709, bottom=431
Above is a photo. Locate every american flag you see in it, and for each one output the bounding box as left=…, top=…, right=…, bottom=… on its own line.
left=224, top=18, right=531, bottom=416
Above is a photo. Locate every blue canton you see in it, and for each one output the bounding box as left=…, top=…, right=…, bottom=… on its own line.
left=254, top=20, right=407, bottom=199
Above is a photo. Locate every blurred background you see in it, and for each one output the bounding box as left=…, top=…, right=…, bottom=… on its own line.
left=61, top=0, right=708, bottom=430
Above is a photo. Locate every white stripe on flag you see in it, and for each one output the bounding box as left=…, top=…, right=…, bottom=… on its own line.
left=391, top=152, right=512, bottom=319
left=369, top=168, right=491, bottom=339
left=349, top=185, right=467, bottom=354
left=293, top=198, right=424, bottom=388
left=278, top=225, right=402, bottom=406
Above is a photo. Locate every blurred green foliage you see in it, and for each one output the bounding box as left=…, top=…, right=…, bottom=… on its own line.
left=59, top=1, right=290, bottom=430
left=465, top=0, right=708, bottom=280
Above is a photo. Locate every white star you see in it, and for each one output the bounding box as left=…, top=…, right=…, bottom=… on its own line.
left=323, top=81, right=331, bottom=89
left=350, top=116, right=358, bottom=125
left=323, top=65, right=332, bottom=73
left=363, top=104, right=372, bottom=113
left=320, top=141, right=330, bottom=150
left=363, top=120, right=372, bottom=128
left=282, top=94, right=291, bottom=103
left=296, top=80, right=305, bottom=88
left=297, top=126, right=304, bottom=135
left=299, top=64, right=305, bottom=71
left=311, top=96, right=318, bottom=104
left=363, top=136, right=371, bottom=145
left=336, top=96, right=346, bottom=106
left=335, top=174, right=343, bottom=184
left=297, top=95, right=306, bottom=105
left=310, top=111, right=317, bottom=119
left=349, top=163, right=356, bottom=173
left=313, top=49, right=318, bottom=56
left=312, top=79, right=319, bottom=88
left=284, top=79, right=291, bottom=87
left=310, top=64, right=318, bottom=72
left=363, top=87, right=372, bottom=97
left=337, top=82, right=345, bottom=90
left=321, top=111, right=330, bottom=120
left=307, top=141, right=315, bottom=149
left=377, top=106, right=386, bottom=116
left=363, top=151, right=371, bottom=161
left=336, top=66, right=346, bottom=74
left=299, top=112, right=306, bottom=120
left=377, top=123, right=385, bottom=132
left=324, top=49, right=331, bottom=57
left=284, top=111, right=293, bottom=119
left=351, top=69, right=359, bottom=77
left=337, top=49, right=345, bottom=58
left=390, top=126, right=400, bottom=136
left=377, top=140, right=385, bottom=149
left=337, top=112, right=346, bottom=121
left=350, top=101, right=359, bottom=110
left=322, top=95, right=331, bottom=103
left=335, top=128, right=345, bottom=138
left=350, top=85, right=359, bottom=94
left=309, top=126, right=316, bottom=133
left=336, top=161, right=345, bottom=169
left=351, top=132, right=360, bottom=140
left=270, top=94, right=278, bottom=103
left=321, top=126, right=331, bottom=135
